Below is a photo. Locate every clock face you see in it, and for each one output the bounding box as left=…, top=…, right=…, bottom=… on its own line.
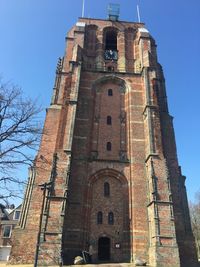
left=104, top=50, right=118, bottom=60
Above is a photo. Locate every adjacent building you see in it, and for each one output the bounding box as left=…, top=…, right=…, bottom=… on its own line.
left=0, top=204, right=21, bottom=261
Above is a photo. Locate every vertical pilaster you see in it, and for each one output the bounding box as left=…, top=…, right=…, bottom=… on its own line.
left=143, top=68, right=156, bottom=156
left=36, top=60, right=82, bottom=265
left=138, top=28, right=152, bottom=69
left=51, top=57, right=64, bottom=105
left=95, top=30, right=104, bottom=69
left=117, top=31, right=126, bottom=71
left=91, top=89, right=101, bottom=159
left=119, top=87, right=127, bottom=161
left=18, top=166, right=36, bottom=229
left=143, top=67, right=180, bottom=267
left=63, top=62, right=81, bottom=151
left=125, top=28, right=135, bottom=72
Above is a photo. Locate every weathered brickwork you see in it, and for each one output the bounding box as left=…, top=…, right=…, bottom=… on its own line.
left=10, top=17, right=198, bottom=267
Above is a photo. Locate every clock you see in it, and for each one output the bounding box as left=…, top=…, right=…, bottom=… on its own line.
left=104, top=50, right=118, bottom=60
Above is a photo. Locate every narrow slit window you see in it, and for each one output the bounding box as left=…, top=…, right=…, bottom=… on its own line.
left=104, top=182, right=110, bottom=197
left=107, top=142, right=112, bottom=151
left=108, top=212, right=114, bottom=225
left=107, top=116, right=112, bottom=125
left=108, top=89, right=113, bottom=96
left=97, top=211, right=103, bottom=224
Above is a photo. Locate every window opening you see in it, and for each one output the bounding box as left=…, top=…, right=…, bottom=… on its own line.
left=14, top=210, right=20, bottom=220
left=108, top=89, right=113, bottom=96
left=104, top=30, right=118, bottom=60
left=107, top=116, right=112, bottom=125
left=3, top=225, right=11, bottom=238
left=104, top=182, right=110, bottom=197
left=108, top=212, right=114, bottom=225
left=105, top=31, right=117, bottom=50
left=97, top=211, right=103, bottom=224
left=107, top=142, right=112, bottom=151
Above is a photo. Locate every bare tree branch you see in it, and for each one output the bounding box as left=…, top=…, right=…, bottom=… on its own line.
left=190, top=193, right=200, bottom=259
left=0, top=80, right=43, bottom=203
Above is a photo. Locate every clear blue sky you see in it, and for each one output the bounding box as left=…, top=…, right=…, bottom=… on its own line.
left=0, top=0, right=200, bottom=202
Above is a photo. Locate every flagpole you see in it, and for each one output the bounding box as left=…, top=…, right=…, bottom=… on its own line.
left=82, top=0, right=85, bottom=17
left=137, top=4, right=141, bottom=23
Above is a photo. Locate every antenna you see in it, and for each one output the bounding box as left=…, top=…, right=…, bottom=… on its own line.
left=82, top=0, right=85, bottom=17
left=137, top=4, right=141, bottom=23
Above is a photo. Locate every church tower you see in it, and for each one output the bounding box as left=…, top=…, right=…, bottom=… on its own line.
left=10, top=6, right=198, bottom=267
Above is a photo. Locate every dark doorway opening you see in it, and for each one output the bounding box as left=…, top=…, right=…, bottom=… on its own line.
left=105, top=31, right=117, bottom=51
left=98, top=237, right=111, bottom=261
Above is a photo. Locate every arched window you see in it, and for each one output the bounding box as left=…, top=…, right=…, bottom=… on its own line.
left=97, top=211, right=103, bottom=224
left=107, top=116, right=112, bottom=125
left=108, top=212, right=114, bottom=225
left=105, top=31, right=117, bottom=51
left=104, top=30, right=118, bottom=60
left=107, top=142, right=112, bottom=151
left=104, top=182, right=110, bottom=197
left=108, top=89, right=113, bottom=96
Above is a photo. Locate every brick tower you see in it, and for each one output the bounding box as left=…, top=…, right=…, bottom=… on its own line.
left=10, top=7, right=198, bottom=267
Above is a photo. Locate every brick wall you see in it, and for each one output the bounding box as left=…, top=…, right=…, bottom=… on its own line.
left=10, top=17, right=198, bottom=267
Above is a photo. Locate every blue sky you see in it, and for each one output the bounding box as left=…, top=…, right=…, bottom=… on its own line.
left=0, top=0, right=200, bottom=202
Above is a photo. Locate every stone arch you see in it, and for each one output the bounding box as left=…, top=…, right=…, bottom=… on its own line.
left=88, top=168, right=128, bottom=187
left=84, top=168, right=130, bottom=262
left=98, top=236, right=111, bottom=261
left=86, top=168, right=129, bottom=217
left=125, top=27, right=136, bottom=34
left=91, top=75, right=131, bottom=94
left=90, top=76, right=130, bottom=162
left=103, top=26, right=119, bottom=49
left=103, top=26, right=119, bottom=34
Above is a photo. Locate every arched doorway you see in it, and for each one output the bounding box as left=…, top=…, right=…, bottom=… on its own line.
left=98, top=237, right=110, bottom=261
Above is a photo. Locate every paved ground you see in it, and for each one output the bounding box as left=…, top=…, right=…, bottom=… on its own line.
left=0, top=263, right=137, bottom=267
